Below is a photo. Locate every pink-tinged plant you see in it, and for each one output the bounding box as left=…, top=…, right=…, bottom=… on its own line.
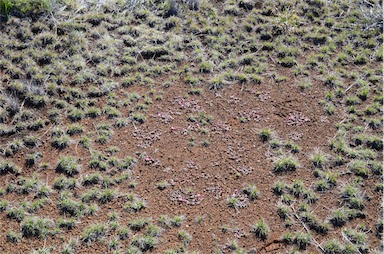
left=170, top=190, right=204, bottom=205
left=285, top=112, right=310, bottom=126
left=211, top=122, right=231, bottom=132
left=150, top=112, right=174, bottom=123
left=239, top=110, right=262, bottom=121
left=227, top=189, right=250, bottom=210
left=174, top=97, right=201, bottom=111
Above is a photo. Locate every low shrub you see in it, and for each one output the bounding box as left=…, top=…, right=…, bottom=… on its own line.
left=21, top=216, right=55, bottom=238
left=252, top=219, right=270, bottom=240
left=273, top=156, right=299, bottom=173
left=0, top=0, right=54, bottom=21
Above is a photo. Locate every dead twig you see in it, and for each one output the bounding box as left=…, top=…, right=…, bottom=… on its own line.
left=344, top=83, right=356, bottom=93
left=341, top=231, right=363, bottom=254
left=268, top=55, right=276, bottom=64
left=290, top=204, right=325, bottom=252
left=38, top=124, right=54, bottom=140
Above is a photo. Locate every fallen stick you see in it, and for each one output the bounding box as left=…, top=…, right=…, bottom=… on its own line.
left=290, top=204, right=325, bottom=252
left=344, top=83, right=356, bottom=93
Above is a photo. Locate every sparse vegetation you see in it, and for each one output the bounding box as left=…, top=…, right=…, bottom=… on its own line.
left=81, top=223, right=106, bottom=244
left=259, top=128, right=273, bottom=142
left=178, top=230, right=192, bottom=246
left=252, top=219, right=270, bottom=240
left=0, top=0, right=381, bottom=252
left=21, top=216, right=55, bottom=238
left=273, top=156, right=299, bottom=173
left=56, top=156, right=80, bottom=176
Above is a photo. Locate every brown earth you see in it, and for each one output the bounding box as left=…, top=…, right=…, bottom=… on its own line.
left=0, top=1, right=382, bottom=253
left=0, top=75, right=381, bottom=253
